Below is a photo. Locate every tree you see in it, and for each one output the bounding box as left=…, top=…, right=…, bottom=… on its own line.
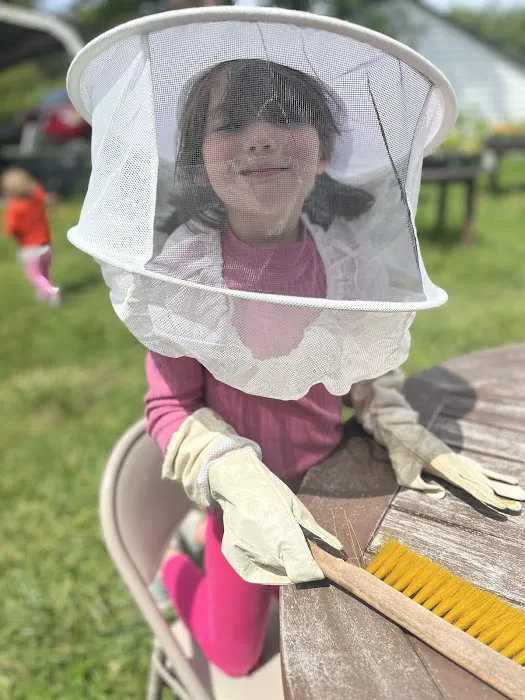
left=70, top=0, right=232, bottom=34
left=70, top=0, right=148, bottom=34
left=68, top=0, right=395, bottom=35
left=0, top=0, right=36, bottom=7
left=448, top=7, right=525, bottom=63
left=275, top=0, right=395, bottom=34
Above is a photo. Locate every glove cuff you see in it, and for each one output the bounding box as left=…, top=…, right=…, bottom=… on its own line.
left=162, top=407, right=262, bottom=507
left=198, top=436, right=262, bottom=507
left=350, top=368, right=419, bottom=441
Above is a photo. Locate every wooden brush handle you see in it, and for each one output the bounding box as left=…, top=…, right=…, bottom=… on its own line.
left=309, top=541, right=525, bottom=700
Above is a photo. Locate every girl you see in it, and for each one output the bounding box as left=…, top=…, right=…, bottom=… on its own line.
left=65, top=8, right=522, bottom=681
left=1, top=167, right=61, bottom=307
left=145, top=60, right=351, bottom=675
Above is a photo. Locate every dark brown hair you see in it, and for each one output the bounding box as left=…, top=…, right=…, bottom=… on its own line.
left=158, top=59, right=374, bottom=234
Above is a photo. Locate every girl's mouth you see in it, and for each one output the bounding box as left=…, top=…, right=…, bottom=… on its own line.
left=241, top=167, right=289, bottom=178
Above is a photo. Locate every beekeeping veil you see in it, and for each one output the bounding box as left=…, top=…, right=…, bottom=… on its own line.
left=66, top=7, right=456, bottom=400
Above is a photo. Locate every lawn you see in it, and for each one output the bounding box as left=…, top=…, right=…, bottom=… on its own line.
left=1, top=159, right=525, bottom=699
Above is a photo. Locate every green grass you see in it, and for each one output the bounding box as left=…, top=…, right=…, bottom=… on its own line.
left=1, top=158, right=525, bottom=699
left=404, top=161, right=525, bottom=373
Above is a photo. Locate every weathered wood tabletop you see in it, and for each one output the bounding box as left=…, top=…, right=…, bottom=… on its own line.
left=280, top=343, right=525, bottom=700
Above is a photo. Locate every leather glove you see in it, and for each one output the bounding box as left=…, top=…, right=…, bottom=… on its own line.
left=162, top=407, right=343, bottom=584
left=350, top=369, right=525, bottom=512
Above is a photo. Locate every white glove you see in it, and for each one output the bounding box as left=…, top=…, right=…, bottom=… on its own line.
left=350, top=369, right=525, bottom=512
left=162, top=408, right=343, bottom=584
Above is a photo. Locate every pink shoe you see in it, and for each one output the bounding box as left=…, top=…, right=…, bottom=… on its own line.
left=47, top=287, right=61, bottom=308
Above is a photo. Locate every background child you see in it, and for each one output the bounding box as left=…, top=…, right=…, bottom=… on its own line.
left=1, top=167, right=61, bottom=307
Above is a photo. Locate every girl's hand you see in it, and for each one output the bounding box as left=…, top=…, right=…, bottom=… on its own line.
left=161, top=406, right=344, bottom=584
left=376, top=418, right=525, bottom=512
left=207, top=446, right=344, bottom=585
left=350, top=369, right=525, bottom=512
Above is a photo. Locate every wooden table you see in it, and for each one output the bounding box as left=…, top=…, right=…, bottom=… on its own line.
left=421, top=166, right=482, bottom=246
left=280, top=344, right=525, bottom=700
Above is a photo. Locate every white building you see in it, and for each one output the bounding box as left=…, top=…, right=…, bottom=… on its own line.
left=377, top=0, right=525, bottom=124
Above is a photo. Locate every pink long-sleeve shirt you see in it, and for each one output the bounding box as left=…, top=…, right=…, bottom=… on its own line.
left=144, top=227, right=343, bottom=481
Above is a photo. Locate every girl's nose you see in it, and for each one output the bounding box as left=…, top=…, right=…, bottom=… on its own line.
left=244, top=121, right=277, bottom=152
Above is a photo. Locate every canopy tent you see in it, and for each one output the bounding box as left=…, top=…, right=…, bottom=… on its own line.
left=0, top=2, right=84, bottom=70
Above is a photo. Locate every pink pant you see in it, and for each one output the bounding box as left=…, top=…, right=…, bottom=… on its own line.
left=161, top=511, right=276, bottom=677
left=22, top=249, right=54, bottom=298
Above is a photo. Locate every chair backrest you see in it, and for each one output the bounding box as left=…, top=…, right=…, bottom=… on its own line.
left=99, top=418, right=212, bottom=700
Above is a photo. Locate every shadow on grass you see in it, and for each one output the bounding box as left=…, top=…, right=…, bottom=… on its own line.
left=61, top=274, right=102, bottom=296
left=417, top=224, right=466, bottom=249
left=416, top=187, right=471, bottom=250
left=486, top=182, right=525, bottom=197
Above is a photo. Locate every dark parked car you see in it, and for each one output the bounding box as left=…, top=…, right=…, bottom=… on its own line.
left=0, top=123, right=22, bottom=147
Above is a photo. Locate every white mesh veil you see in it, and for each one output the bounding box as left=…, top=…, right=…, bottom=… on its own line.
left=66, top=7, right=456, bottom=400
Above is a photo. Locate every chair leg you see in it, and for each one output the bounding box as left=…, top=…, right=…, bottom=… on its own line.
left=146, top=647, right=165, bottom=700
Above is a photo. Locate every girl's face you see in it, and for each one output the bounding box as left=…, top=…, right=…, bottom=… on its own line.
left=202, top=71, right=326, bottom=227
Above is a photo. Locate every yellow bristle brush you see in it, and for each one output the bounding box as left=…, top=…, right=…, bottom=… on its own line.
left=306, top=536, right=525, bottom=699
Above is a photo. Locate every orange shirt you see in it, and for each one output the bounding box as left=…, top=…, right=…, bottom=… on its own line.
left=3, top=185, right=51, bottom=248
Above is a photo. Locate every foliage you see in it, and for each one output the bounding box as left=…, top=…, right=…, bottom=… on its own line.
left=69, top=0, right=394, bottom=34
left=0, top=61, right=65, bottom=124
left=69, top=0, right=233, bottom=34
left=438, top=108, right=491, bottom=156
left=0, top=0, right=34, bottom=7
left=275, top=0, right=394, bottom=32
left=0, top=0, right=401, bottom=126
left=448, top=6, right=525, bottom=63
left=490, top=121, right=525, bottom=137
left=71, top=0, right=154, bottom=33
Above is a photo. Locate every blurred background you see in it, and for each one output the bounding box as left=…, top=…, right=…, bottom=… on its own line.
left=0, top=0, right=524, bottom=697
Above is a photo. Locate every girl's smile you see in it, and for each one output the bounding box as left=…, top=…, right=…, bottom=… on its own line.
left=240, top=164, right=290, bottom=178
